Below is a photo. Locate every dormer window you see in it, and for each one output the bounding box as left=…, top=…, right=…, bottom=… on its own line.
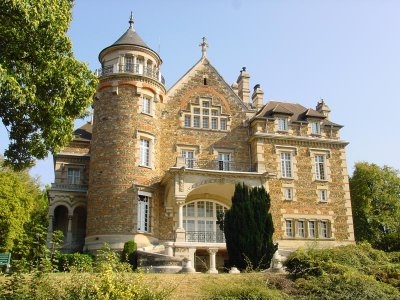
left=278, top=118, right=288, bottom=131
left=310, top=121, right=321, bottom=135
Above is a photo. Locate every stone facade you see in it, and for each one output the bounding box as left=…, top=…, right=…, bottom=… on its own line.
left=47, top=16, right=354, bottom=271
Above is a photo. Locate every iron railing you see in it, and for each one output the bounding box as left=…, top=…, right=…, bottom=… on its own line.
left=183, top=158, right=256, bottom=172
left=96, top=63, right=165, bottom=84
left=185, top=231, right=226, bottom=243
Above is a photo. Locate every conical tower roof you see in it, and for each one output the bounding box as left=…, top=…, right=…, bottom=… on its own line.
left=98, top=12, right=158, bottom=61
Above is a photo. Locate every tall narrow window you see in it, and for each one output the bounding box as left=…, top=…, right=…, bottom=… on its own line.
left=125, top=56, right=134, bottom=72
left=193, top=116, right=200, bottom=128
left=297, top=220, right=305, bottom=237
left=278, top=118, right=288, bottom=131
left=319, top=189, right=328, bottom=202
left=320, top=220, right=329, bottom=238
left=308, top=220, right=316, bottom=238
left=137, top=194, right=150, bottom=232
left=182, top=150, right=195, bottom=168
left=310, top=121, right=321, bottom=134
left=211, top=117, right=218, bottom=129
left=218, top=152, right=231, bottom=171
left=142, top=97, right=151, bottom=114
left=140, top=139, right=150, bottom=167
left=315, top=155, right=326, bottom=180
left=283, top=187, right=293, bottom=200
left=184, top=115, right=191, bottom=127
left=220, top=119, right=227, bottom=130
left=280, top=152, right=292, bottom=178
left=67, top=168, right=80, bottom=185
left=285, top=220, right=293, bottom=237
left=202, top=117, right=209, bottom=129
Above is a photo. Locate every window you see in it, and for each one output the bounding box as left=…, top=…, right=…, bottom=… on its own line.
left=319, top=189, right=328, bottom=202
left=278, top=118, right=288, bottom=131
left=280, top=152, right=293, bottom=178
left=182, top=99, right=228, bottom=131
left=202, top=117, right=209, bottom=129
left=310, top=121, right=321, bottom=135
left=211, top=117, right=218, bottom=129
left=184, top=115, right=191, bottom=127
left=183, top=201, right=228, bottom=242
left=320, top=220, right=329, bottom=238
left=218, top=152, right=231, bottom=171
left=297, top=220, right=305, bottom=237
left=193, top=116, right=200, bottom=128
left=67, top=168, right=80, bottom=185
left=220, top=119, right=227, bottom=130
left=142, top=96, right=151, bottom=114
left=182, top=150, right=195, bottom=168
left=137, top=194, right=150, bottom=232
left=140, top=139, right=150, bottom=167
left=283, top=187, right=293, bottom=200
left=308, top=220, right=316, bottom=238
left=125, top=56, right=134, bottom=72
left=285, top=220, right=293, bottom=237
left=315, top=155, right=326, bottom=180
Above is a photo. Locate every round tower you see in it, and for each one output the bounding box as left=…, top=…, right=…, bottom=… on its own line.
left=85, top=13, right=166, bottom=251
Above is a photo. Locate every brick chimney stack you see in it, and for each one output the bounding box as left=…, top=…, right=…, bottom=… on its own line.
left=251, top=84, right=264, bottom=109
left=236, top=67, right=250, bottom=104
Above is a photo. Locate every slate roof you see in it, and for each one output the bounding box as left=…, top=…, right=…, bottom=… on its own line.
left=73, top=122, right=92, bottom=141
left=255, top=101, right=342, bottom=127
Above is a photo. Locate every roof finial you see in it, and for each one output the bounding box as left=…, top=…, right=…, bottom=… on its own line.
left=199, top=37, right=208, bottom=58
left=129, top=11, right=134, bottom=29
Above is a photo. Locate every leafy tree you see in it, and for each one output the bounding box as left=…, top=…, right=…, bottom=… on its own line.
left=350, top=162, right=400, bottom=251
left=0, top=0, right=98, bottom=170
left=220, top=183, right=278, bottom=270
left=0, top=161, right=47, bottom=253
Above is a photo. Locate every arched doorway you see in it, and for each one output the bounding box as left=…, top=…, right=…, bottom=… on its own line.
left=53, top=205, right=69, bottom=241
left=71, top=206, right=87, bottom=252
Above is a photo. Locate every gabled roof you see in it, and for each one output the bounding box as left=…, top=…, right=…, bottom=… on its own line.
left=166, top=56, right=249, bottom=110
left=73, top=122, right=92, bottom=141
left=254, top=101, right=341, bottom=127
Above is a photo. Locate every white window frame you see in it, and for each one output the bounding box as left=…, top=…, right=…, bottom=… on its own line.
left=137, top=131, right=155, bottom=169
left=183, top=200, right=228, bottom=243
left=315, top=155, right=327, bottom=180
left=182, top=149, right=196, bottom=168
left=218, top=152, right=231, bottom=171
left=67, top=168, right=81, bottom=185
left=278, top=118, right=288, bottom=131
left=310, top=121, right=321, bottom=135
left=318, top=189, right=328, bottom=203
left=283, top=187, right=293, bottom=201
left=280, top=152, right=293, bottom=178
left=141, top=96, right=152, bottom=115
left=137, top=192, right=151, bottom=232
left=181, top=97, right=229, bottom=131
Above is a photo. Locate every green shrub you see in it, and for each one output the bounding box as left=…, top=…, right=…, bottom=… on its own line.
left=57, top=253, right=94, bottom=272
left=94, top=243, right=131, bottom=273
left=122, top=240, right=138, bottom=270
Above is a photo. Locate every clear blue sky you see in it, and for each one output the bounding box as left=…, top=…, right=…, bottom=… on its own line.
left=1, top=0, right=399, bottom=186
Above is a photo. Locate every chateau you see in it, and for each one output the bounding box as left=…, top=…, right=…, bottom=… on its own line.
left=47, top=14, right=354, bottom=272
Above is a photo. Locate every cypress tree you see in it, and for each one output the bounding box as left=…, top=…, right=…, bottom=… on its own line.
left=223, top=183, right=277, bottom=270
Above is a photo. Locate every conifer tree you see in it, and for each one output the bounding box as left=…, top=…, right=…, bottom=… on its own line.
left=221, top=183, right=277, bottom=270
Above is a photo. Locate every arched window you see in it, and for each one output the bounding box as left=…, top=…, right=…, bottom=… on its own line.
left=183, top=200, right=228, bottom=243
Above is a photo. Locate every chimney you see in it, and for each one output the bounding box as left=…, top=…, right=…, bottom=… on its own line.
left=231, top=82, right=238, bottom=96
left=236, top=67, right=250, bottom=104
left=251, top=84, right=264, bottom=109
left=316, top=99, right=331, bottom=120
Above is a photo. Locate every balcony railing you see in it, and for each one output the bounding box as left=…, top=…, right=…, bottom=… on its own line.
left=96, top=63, right=165, bottom=85
left=182, top=158, right=256, bottom=172
left=186, top=231, right=226, bottom=243
left=50, top=183, right=88, bottom=192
